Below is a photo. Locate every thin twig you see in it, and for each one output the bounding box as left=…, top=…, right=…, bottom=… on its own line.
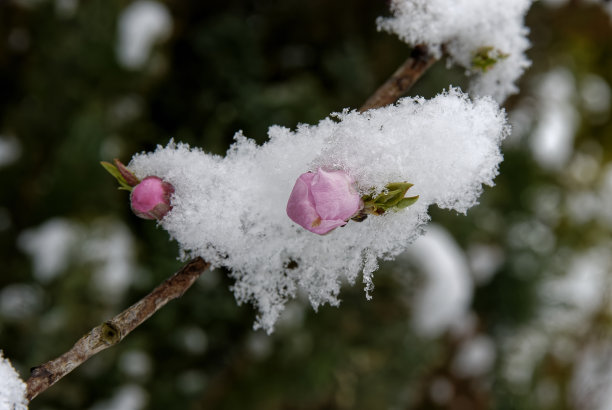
left=359, top=45, right=437, bottom=112
left=25, top=257, right=210, bottom=401
left=24, top=44, right=437, bottom=403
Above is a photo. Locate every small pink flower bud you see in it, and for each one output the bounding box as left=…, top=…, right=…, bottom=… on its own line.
left=130, top=176, right=175, bottom=220
left=286, top=168, right=362, bottom=235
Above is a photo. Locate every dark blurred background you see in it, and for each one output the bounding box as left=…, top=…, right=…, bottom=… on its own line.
left=2, top=0, right=612, bottom=409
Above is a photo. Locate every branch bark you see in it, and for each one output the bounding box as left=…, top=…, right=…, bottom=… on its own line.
left=359, top=45, right=437, bottom=112
left=25, top=257, right=210, bottom=401
left=25, top=44, right=436, bottom=404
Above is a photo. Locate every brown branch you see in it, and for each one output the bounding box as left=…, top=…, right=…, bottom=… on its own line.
left=359, top=45, right=437, bottom=112
left=25, top=257, right=210, bottom=401
left=24, top=43, right=437, bottom=404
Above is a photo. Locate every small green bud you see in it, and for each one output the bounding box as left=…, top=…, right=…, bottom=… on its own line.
left=358, top=181, right=418, bottom=218
left=101, top=159, right=140, bottom=191
left=472, top=46, right=509, bottom=72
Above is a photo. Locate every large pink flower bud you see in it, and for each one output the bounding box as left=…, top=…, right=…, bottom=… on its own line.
left=286, top=168, right=362, bottom=235
left=130, top=176, right=175, bottom=220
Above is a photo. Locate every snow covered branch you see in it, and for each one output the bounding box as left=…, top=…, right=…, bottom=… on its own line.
left=378, top=0, right=534, bottom=102
left=25, top=257, right=209, bottom=401
left=22, top=53, right=437, bottom=403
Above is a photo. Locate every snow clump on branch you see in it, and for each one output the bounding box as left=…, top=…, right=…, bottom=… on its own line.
left=378, top=0, right=534, bottom=103
left=128, top=88, right=509, bottom=332
left=0, top=351, right=28, bottom=410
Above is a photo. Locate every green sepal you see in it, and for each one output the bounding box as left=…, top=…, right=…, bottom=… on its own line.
left=396, top=195, right=419, bottom=209
left=378, top=189, right=404, bottom=205
left=101, top=161, right=134, bottom=192
left=361, top=181, right=419, bottom=217
left=472, top=46, right=509, bottom=72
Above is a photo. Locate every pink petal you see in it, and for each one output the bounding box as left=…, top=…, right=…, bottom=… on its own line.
left=286, top=173, right=320, bottom=230
left=311, top=168, right=361, bottom=221
left=130, top=176, right=174, bottom=220
left=308, top=219, right=348, bottom=235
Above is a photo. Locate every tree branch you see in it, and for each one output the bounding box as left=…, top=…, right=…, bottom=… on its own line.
left=359, top=45, right=437, bottom=112
left=25, top=257, right=210, bottom=401
left=25, top=44, right=436, bottom=403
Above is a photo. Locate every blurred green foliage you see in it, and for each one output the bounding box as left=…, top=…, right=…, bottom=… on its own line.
left=2, top=1, right=612, bottom=409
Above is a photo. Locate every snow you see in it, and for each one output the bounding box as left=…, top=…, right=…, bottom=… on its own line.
left=571, top=343, right=612, bottom=410
left=18, top=218, right=78, bottom=282
left=119, top=350, right=152, bottom=379
left=540, top=247, right=611, bottom=333
left=452, top=335, right=496, bottom=377
left=377, top=0, right=533, bottom=103
left=0, top=284, right=41, bottom=321
left=129, top=88, right=508, bottom=332
left=0, top=351, right=28, bottom=410
left=0, top=135, right=21, bottom=167
left=89, top=384, right=147, bottom=410
left=403, top=224, right=473, bottom=337
left=530, top=68, right=578, bottom=170
left=565, top=162, right=612, bottom=227
left=467, top=243, right=504, bottom=285
left=580, top=74, right=611, bottom=119
left=116, top=1, right=172, bottom=69
left=18, top=218, right=137, bottom=303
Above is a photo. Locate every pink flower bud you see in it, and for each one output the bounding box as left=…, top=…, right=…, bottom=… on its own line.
left=130, top=176, right=175, bottom=220
left=286, top=168, right=362, bottom=235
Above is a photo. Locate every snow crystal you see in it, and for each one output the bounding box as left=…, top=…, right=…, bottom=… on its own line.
left=0, top=351, right=27, bottom=410
left=116, top=1, right=172, bottom=69
left=377, top=0, right=533, bottom=102
left=129, top=88, right=508, bottom=332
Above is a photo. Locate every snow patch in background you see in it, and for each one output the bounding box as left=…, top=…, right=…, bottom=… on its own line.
left=580, top=74, right=611, bottom=117
left=530, top=68, right=578, bottom=170
left=452, top=335, right=496, bottom=377
left=572, top=342, right=612, bottom=410
left=0, top=135, right=21, bottom=167
left=116, top=1, right=172, bottom=69
left=18, top=218, right=79, bottom=282
left=404, top=224, right=473, bottom=337
left=18, top=218, right=138, bottom=303
left=90, top=384, right=147, bottom=410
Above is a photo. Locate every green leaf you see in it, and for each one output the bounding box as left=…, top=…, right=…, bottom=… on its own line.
left=385, top=182, right=413, bottom=192
left=376, top=189, right=403, bottom=205
left=361, top=181, right=418, bottom=214
left=472, top=46, right=508, bottom=72
left=101, top=161, right=122, bottom=179
left=101, top=161, right=132, bottom=192
left=396, top=196, right=419, bottom=209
